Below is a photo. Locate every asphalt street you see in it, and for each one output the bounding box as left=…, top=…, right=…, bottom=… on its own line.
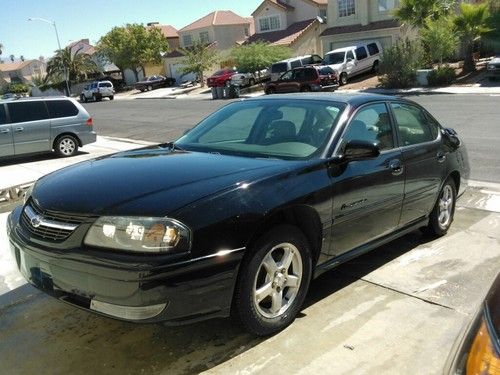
left=83, top=93, right=500, bottom=183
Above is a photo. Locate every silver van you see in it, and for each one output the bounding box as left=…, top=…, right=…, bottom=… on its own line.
left=0, top=97, right=96, bottom=158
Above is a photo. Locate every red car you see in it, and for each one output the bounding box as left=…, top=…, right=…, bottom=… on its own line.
left=206, top=69, right=237, bottom=87
left=265, top=66, right=338, bottom=94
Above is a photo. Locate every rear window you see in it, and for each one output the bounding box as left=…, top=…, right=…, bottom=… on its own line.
left=355, top=47, right=368, bottom=60
left=7, top=101, right=49, bottom=123
left=46, top=100, right=79, bottom=118
left=0, top=105, right=6, bottom=125
left=367, top=43, right=380, bottom=55
left=304, top=68, right=317, bottom=80
left=98, top=82, right=112, bottom=88
left=271, top=63, right=288, bottom=73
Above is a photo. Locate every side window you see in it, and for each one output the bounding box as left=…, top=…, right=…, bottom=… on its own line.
left=0, top=105, right=6, bottom=125
left=346, top=50, right=355, bottom=61
left=7, top=102, right=49, bottom=123
left=292, top=69, right=306, bottom=81
left=303, top=68, right=317, bottom=80
left=390, top=103, right=436, bottom=146
left=290, top=60, right=301, bottom=69
left=46, top=100, right=79, bottom=118
left=301, top=57, right=311, bottom=65
left=367, top=43, right=380, bottom=55
left=280, top=70, right=293, bottom=80
left=355, top=47, right=368, bottom=60
left=342, top=103, right=394, bottom=151
left=198, top=107, right=262, bottom=143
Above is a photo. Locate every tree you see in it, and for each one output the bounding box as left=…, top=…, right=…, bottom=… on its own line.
left=97, top=24, right=170, bottom=81
left=47, top=47, right=99, bottom=86
left=179, top=41, right=219, bottom=87
left=454, top=3, right=493, bottom=72
left=10, top=54, right=14, bottom=62
left=420, top=17, right=458, bottom=66
left=0, top=43, right=3, bottom=56
left=394, top=0, right=457, bottom=28
left=230, top=42, right=291, bottom=79
left=20, top=55, right=25, bottom=62
left=380, top=38, right=424, bottom=88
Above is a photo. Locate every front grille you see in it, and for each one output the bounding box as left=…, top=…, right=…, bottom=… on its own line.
left=21, top=200, right=88, bottom=241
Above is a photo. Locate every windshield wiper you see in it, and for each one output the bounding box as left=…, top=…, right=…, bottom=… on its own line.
left=163, top=142, right=186, bottom=151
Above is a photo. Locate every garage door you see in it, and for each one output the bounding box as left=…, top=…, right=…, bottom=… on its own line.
left=169, top=64, right=196, bottom=84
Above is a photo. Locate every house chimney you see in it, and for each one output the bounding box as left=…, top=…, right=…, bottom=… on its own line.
left=147, top=22, right=160, bottom=26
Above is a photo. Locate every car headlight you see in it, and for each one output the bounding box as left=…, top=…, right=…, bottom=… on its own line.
left=84, top=216, right=191, bottom=254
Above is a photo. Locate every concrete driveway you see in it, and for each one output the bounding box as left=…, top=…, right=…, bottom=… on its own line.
left=1, top=185, right=499, bottom=375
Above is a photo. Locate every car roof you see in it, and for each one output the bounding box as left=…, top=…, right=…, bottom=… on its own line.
left=0, top=96, right=72, bottom=104
left=244, top=92, right=405, bottom=107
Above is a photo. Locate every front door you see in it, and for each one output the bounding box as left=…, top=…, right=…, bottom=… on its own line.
left=0, top=104, right=14, bottom=157
left=330, top=102, right=405, bottom=256
left=389, top=102, right=444, bottom=225
left=7, top=101, right=51, bottom=155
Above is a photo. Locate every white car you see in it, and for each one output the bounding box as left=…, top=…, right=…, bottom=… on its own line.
left=323, top=41, right=382, bottom=85
left=230, top=68, right=270, bottom=87
left=80, top=81, right=114, bottom=102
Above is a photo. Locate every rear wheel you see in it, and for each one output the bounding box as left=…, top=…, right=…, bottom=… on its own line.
left=340, top=72, right=348, bottom=85
left=54, top=135, right=78, bottom=157
left=425, top=178, right=456, bottom=236
left=80, top=95, right=87, bottom=103
left=372, top=60, right=380, bottom=74
left=266, top=87, right=275, bottom=95
left=233, top=225, right=312, bottom=336
left=301, top=86, right=311, bottom=92
left=147, top=85, right=153, bottom=91
left=109, top=95, right=114, bottom=100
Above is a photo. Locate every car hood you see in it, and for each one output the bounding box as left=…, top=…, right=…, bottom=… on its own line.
left=32, top=146, right=291, bottom=216
left=326, top=63, right=344, bottom=72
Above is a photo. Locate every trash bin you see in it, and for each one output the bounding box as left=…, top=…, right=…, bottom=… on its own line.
left=211, top=87, right=218, bottom=100
left=216, top=86, right=224, bottom=99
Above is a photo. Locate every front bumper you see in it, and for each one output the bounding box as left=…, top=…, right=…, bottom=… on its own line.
left=7, top=206, right=244, bottom=324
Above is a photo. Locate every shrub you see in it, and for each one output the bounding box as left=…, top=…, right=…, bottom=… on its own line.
left=427, top=66, right=456, bottom=86
left=379, top=39, right=424, bottom=88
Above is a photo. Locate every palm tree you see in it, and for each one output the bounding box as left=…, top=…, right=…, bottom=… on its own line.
left=0, top=42, right=3, bottom=56
left=454, top=3, right=493, bottom=72
left=20, top=55, right=25, bottom=62
left=47, top=47, right=99, bottom=86
left=10, top=54, right=14, bottom=62
left=394, top=0, right=457, bottom=29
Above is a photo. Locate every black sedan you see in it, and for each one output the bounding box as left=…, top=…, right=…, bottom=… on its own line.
left=7, top=93, right=470, bottom=335
left=134, top=75, right=176, bottom=92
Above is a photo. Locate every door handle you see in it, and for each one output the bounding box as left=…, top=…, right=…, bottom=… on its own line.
left=0, top=129, right=10, bottom=133
left=389, top=159, right=404, bottom=176
left=14, top=127, right=24, bottom=132
left=437, top=151, right=446, bottom=163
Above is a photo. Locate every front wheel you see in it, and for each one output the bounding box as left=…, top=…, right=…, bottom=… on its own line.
left=147, top=85, right=153, bottom=91
left=372, top=60, right=380, bottom=74
left=340, top=72, right=348, bottom=86
left=425, top=178, right=456, bottom=236
left=54, top=135, right=79, bottom=157
left=265, top=87, right=275, bottom=95
left=233, top=225, right=312, bottom=336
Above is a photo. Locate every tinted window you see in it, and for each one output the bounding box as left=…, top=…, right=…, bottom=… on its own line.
left=367, top=43, right=380, bottom=55
left=8, top=101, right=49, bottom=123
left=46, top=100, right=79, bottom=118
left=346, top=50, right=355, bottom=60
left=0, top=105, right=6, bottom=125
left=324, top=52, right=345, bottom=65
left=271, top=63, right=288, bottom=73
left=390, top=103, right=436, bottom=146
left=342, top=103, right=394, bottom=151
left=292, top=69, right=306, bottom=81
left=301, top=57, right=312, bottom=65
left=290, top=60, right=301, bottom=69
left=355, top=47, right=368, bottom=60
left=304, top=68, right=317, bottom=80
left=99, top=82, right=112, bottom=87
left=280, top=70, right=293, bottom=80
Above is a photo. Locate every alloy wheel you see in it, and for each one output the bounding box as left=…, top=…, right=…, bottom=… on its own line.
left=59, top=138, right=76, bottom=156
left=438, top=184, right=453, bottom=229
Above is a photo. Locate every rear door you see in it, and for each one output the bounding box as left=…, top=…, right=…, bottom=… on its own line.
left=98, top=82, right=113, bottom=96
left=45, top=100, right=82, bottom=140
left=389, top=102, right=444, bottom=225
left=7, top=101, right=51, bottom=155
left=354, top=46, right=370, bottom=74
left=0, top=104, right=14, bottom=157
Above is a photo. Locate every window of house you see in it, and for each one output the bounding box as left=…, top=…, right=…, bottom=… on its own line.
left=259, top=16, right=280, bottom=32
left=319, top=8, right=327, bottom=19
left=183, top=34, right=193, bottom=46
left=338, top=0, right=355, bottom=17
left=378, top=0, right=397, bottom=12
left=199, top=31, right=209, bottom=44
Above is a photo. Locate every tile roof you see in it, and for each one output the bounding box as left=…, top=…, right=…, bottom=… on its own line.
left=0, top=60, right=33, bottom=72
left=179, top=10, right=250, bottom=32
left=320, top=19, right=400, bottom=37
left=245, top=18, right=317, bottom=46
left=148, top=24, right=179, bottom=38
left=164, top=42, right=218, bottom=58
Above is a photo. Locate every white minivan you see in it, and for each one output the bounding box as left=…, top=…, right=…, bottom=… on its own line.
left=323, top=41, right=382, bottom=85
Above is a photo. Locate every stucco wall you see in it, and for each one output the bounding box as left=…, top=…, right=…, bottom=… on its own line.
left=286, top=0, right=324, bottom=25
left=290, top=22, right=322, bottom=56
left=213, top=25, right=248, bottom=50
left=179, top=26, right=214, bottom=48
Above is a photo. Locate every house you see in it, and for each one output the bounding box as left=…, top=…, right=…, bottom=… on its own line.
left=65, top=38, right=121, bottom=78
left=320, top=0, right=413, bottom=53
left=143, top=23, right=180, bottom=77
left=245, top=0, right=328, bottom=56
left=165, top=10, right=252, bottom=83
left=0, top=59, right=46, bottom=86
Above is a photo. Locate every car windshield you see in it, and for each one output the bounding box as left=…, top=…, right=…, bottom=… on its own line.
left=176, top=99, right=345, bottom=160
left=213, top=70, right=229, bottom=76
left=324, top=52, right=345, bottom=65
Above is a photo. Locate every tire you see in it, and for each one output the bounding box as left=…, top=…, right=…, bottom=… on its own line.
left=147, top=85, right=153, bottom=91
left=249, top=78, right=255, bottom=87
left=54, top=135, right=79, bottom=158
left=233, top=225, right=312, bottom=336
left=80, top=95, right=87, bottom=103
left=92, top=93, right=97, bottom=102
left=140, top=88, right=145, bottom=92
left=372, top=60, right=380, bottom=74
left=266, top=87, right=275, bottom=95
left=425, top=178, right=457, bottom=236
left=340, top=72, right=348, bottom=86
left=109, top=95, right=114, bottom=100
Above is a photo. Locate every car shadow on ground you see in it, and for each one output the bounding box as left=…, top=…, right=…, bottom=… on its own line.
left=0, top=151, right=89, bottom=167
left=0, top=208, right=486, bottom=375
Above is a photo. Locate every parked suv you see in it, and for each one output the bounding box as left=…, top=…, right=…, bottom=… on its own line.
left=324, top=41, right=383, bottom=85
left=206, top=69, right=237, bottom=87
left=0, top=97, right=96, bottom=158
left=81, top=81, right=114, bottom=102
left=270, top=54, right=324, bottom=82
left=265, top=66, right=338, bottom=94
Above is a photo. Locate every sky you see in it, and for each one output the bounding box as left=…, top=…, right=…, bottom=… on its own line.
left=0, top=0, right=263, bottom=61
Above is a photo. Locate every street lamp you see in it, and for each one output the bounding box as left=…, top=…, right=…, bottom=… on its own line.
left=28, top=17, right=71, bottom=96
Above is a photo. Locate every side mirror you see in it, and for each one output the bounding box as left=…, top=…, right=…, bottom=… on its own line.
left=343, top=140, right=380, bottom=161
